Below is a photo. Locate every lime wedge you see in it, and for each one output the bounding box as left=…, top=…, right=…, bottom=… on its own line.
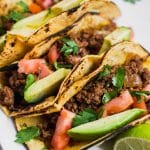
left=114, top=137, right=150, bottom=150
left=117, top=123, right=150, bottom=141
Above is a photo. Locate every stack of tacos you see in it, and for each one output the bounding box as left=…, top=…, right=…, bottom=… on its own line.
left=0, top=0, right=150, bottom=150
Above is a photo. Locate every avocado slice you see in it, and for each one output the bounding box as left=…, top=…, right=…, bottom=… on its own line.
left=98, top=27, right=132, bottom=55
left=24, top=68, right=70, bottom=103
left=68, top=109, right=145, bottom=141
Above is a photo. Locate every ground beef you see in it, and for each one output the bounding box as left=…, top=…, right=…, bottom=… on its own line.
left=124, top=56, right=150, bottom=89
left=65, top=56, right=150, bottom=113
left=0, top=70, right=29, bottom=110
left=65, top=66, right=117, bottom=113
left=57, top=22, right=116, bottom=66
left=38, top=113, right=59, bottom=142
left=9, top=71, right=26, bottom=94
left=0, top=86, right=14, bottom=108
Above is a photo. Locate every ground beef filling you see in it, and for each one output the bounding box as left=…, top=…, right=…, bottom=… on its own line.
left=0, top=71, right=28, bottom=110
left=38, top=113, right=59, bottom=145
left=65, top=56, right=150, bottom=113
left=57, top=22, right=116, bottom=66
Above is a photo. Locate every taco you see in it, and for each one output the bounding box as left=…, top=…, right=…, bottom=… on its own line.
left=19, top=41, right=150, bottom=149
left=0, top=0, right=63, bottom=36
left=0, top=0, right=85, bottom=67
left=0, top=0, right=123, bottom=117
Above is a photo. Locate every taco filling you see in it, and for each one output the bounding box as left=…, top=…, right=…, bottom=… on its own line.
left=64, top=56, right=150, bottom=113
left=50, top=22, right=116, bottom=67
left=18, top=55, right=150, bottom=149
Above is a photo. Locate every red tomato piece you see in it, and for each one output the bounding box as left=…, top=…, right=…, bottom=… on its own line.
left=104, top=90, right=134, bottom=115
left=51, top=109, right=75, bottom=150
left=18, top=59, right=52, bottom=79
left=132, top=97, right=147, bottom=111
left=29, top=3, right=43, bottom=14
left=48, top=44, right=60, bottom=64
left=36, top=0, right=53, bottom=9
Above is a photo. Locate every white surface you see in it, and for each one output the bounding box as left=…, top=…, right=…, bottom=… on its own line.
left=0, top=0, right=150, bottom=150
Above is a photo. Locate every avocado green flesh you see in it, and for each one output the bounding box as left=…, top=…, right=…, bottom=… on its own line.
left=68, top=109, right=145, bottom=141
left=98, top=27, right=132, bottom=55
left=24, top=68, right=70, bottom=103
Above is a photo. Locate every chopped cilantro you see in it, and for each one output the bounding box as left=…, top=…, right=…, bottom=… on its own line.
left=60, top=38, right=78, bottom=56
left=54, top=61, right=72, bottom=70
left=130, top=91, right=150, bottom=102
left=102, top=90, right=118, bottom=104
left=124, top=0, right=141, bottom=4
left=112, top=67, right=125, bottom=90
left=72, top=109, right=98, bottom=127
left=24, top=74, right=36, bottom=91
left=15, top=126, right=40, bottom=143
left=98, top=65, right=111, bottom=79
left=7, top=10, right=23, bottom=22
left=17, top=1, right=29, bottom=13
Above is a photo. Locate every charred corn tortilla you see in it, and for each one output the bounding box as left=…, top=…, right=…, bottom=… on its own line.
left=55, top=41, right=149, bottom=108
left=0, top=0, right=120, bottom=117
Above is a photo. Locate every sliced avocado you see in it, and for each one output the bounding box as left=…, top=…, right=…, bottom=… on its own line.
left=68, top=109, right=145, bottom=141
left=10, top=0, right=84, bottom=37
left=24, top=68, right=70, bottom=103
left=98, top=27, right=132, bottom=55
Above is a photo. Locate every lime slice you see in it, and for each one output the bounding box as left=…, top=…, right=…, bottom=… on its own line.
left=114, top=137, right=150, bottom=150
left=117, top=123, right=150, bottom=141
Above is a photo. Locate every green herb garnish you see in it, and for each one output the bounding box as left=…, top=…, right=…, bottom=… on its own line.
left=98, top=65, right=111, bottom=79
left=54, top=61, right=72, bottom=70
left=15, top=126, right=40, bottom=143
left=102, top=90, right=118, bottom=104
left=60, top=38, right=78, bottom=56
left=130, top=91, right=150, bottom=102
left=7, top=10, right=23, bottom=22
left=24, top=74, right=36, bottom=91
left=72, top=108, right=98, bottom=127
left=17, top=1, right=29, bottom=13
left=112, top=67, right=125, bottom=90
left=124, top=0, right=141, bottom=4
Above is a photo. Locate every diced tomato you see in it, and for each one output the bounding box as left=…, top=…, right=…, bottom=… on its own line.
left=48, top=44, right=60, bottom=64
left=132, top=97, right=147, bottom=111
left=36, top=0, right=53, bottom=9
left=143, top=84, right=150, bottom=100
left=51, top=109, right=75, bottom=150
left=104, top=90, right=134, bottom=116
left=29, top=3, right=43, bottom=14
left=18, top=59, right=52, bottom=79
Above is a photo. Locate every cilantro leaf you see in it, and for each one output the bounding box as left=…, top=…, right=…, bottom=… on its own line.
left=24, top=74, right=36, bottom=91
left=102, top=90, right=118, bottom=104
left=130, top=91, right=150, bottom=102
left=54, top=61, right=72, bottom=70
left=15, top=126, right=40, bottom=143
left=60, top=38, right=78, bottom=56
left=98, top=65, right=111, bottom=79
left=112, top=67, right=125, bottom=90
left=17, top=1, right=29, bottom=13
left=8, top=10, right=23, bottom=22
left=124, top=0, right=141, bottom=4
left=72, top=109, right=98, bottom=127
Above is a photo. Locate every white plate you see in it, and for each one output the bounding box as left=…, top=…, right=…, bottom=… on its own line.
left=0, top=0, right=150, bottom=150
